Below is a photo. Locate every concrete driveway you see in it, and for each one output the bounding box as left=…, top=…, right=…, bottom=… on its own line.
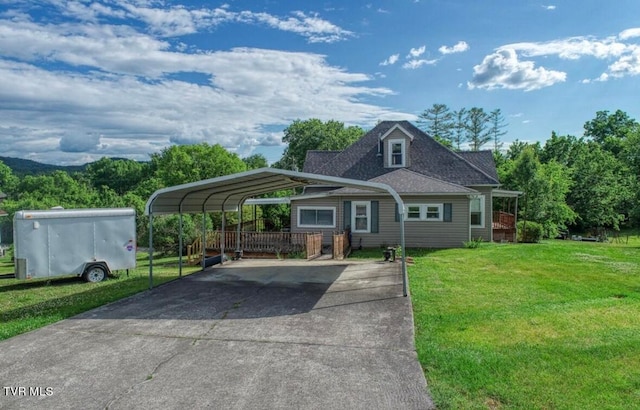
left=0, top=259, right=433, bottom=409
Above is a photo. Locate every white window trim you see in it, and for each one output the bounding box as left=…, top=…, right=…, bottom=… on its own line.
left=352, top=201, right=371, bottom=233
left=425, top=204, right=444, bottom=221
left=403, top=203, right=443, bottom=222
left=406, top=204, right=422, bottom=220
left=297, top=206, right=336, bottom=228
left=470, top=195, right=485, bottom=228
left=387, top=138, right=406, bottom=167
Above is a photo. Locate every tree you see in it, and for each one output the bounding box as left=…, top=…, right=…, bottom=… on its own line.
left=509, top=146, right=541, bottom=239
left=275, top=119, right=364, bottom=171
left=465, top=107, right=491, bottom=151
left=151, top=143, right=247, bottom=186
left=623, top=126, right=640, bottom=226
left=86, top=157, right=147, bottom=195
left=451, top=108, right=467, bottom=150
left=242, top=154, right=268, bottom=170
left=2, top=171, right=100, bottom=218
left=536, top=161, right=577, bottom=237
left=0, top=160, right=18, bottom=196
left=488, top=109, right=508, bottom=152
left=417, top=103, right=454, bottom=143
left=539, top=132, right=584, bottom=167
left=567, top=143, right=632, bottom=232
left=584, top=110, right=638, bottom=156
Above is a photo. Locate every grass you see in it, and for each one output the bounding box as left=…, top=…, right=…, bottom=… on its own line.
left=0, top=252, right=200, bottom=340
left=409, top=238, right=640, bottom=409
left=2, top=237, right=639, bottom=409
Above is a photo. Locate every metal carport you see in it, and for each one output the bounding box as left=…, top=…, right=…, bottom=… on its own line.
left=145, top=168, right=408, bottom=296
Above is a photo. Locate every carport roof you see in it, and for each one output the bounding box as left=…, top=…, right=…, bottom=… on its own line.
left=145, top=167, right=404, bottom=215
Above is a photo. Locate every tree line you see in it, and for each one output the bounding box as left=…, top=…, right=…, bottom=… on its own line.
left=0, top=145, right=277, bottom=253
left=1, top=109, right=639, bottom=253
left=417, top=103, right=507, bottom=151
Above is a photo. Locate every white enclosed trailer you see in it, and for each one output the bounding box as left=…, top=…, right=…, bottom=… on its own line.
left=13, top=208, right=136, bottom=282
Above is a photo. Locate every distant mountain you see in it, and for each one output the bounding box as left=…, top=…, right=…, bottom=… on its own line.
left=0, top=156, right=88, bottom=176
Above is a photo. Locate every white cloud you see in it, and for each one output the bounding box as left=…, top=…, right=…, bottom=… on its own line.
left=468, top=48, right=566, bottom=91
left=619, top=28, right=640, bottom=40
left=54, top=1, right=354, bottom=43
left=472, top=29, right=640, bottom=90
left=380, top=53, right=400, bottom=66
left=542, top=5, right=556, bottom=10
left=402, top=59, right=438, bottom=69
left=608, top=46, right=640, bottom=77
left=438, top=41, right=469, bottom=55
left=0, top=28, right=411, bottom=164
left=407, top=45, right=426, bottom=58
left=502, top=36, right=629, bottom=60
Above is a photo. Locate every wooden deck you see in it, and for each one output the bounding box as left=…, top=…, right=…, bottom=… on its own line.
left=492, top=211, right=517, bottom=242
left=186, top=230, right=323, bottom=264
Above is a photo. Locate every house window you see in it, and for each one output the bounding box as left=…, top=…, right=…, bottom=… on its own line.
left=352, top=201, right=370, bottom=233
left=425, top=205, right=442, bottom=221
left=470, top=195, right=485, bottom=227
left=298, top=206, right=336, bottom=228
left=388, top=139, right=405, bottom=167
left=407, top=205, right=421, bottom=220
left=403, top=204, right=443, bottom=222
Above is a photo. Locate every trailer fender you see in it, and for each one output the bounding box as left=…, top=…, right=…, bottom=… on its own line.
left=82, top=262, right=110, bottom=283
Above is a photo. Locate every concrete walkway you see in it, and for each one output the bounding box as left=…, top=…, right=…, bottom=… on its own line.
left=0, top=259, right=434, bottom=409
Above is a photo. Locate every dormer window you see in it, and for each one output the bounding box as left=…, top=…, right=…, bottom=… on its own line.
left=388, top=139, right=406, bottom=167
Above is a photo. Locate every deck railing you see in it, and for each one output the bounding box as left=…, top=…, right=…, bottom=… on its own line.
left=187, top=230, right=321, bottom=263
left=492, top=211, right=515, bottom=229
left=332, top=230, right=351, bottom=260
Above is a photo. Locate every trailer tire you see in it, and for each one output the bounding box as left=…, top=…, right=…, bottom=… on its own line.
left=83, top=265, right=107, bottom=283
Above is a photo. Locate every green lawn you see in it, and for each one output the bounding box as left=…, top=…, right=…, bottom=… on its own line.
left=0, top=252, right=200, bottom=340
left=2, top=239, right=639, bottom=409
left=409, top=239, right=640, bottom=409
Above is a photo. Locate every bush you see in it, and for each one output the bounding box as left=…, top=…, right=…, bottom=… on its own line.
left=517, top=220, right=544, bottom=243
left=463, top=237, right=484, bottom=249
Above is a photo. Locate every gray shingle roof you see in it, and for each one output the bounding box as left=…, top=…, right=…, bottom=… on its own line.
left=302, top=150, right=340, bottom=173
left=456, top=151, right=499, bottom=182
left=331, top=169, right=477, bottom=195
left=304, top=121, right=500, bottom=186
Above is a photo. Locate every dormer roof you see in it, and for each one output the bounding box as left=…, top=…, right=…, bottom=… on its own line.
left=379, top=123, right=414, bottom=141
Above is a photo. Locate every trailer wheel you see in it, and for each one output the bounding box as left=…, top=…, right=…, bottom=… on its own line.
left=83, top=265, right=107, bottom=283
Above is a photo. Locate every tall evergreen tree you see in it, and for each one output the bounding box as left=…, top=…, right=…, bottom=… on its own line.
left=452, top=108, right=467, bottom=150
left=488, top=109, right=508, bottom=152
left=417, top=103, right=454, bottom=143
left=465, top=107, right=491, bottom=151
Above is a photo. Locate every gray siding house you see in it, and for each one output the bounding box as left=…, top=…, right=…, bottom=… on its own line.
left=290, top=121, right=505, bottom=248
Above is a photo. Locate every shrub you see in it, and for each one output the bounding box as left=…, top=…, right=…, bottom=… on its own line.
left=463, top=237, right=484, bottom=249
left=517, top=220, right=544, bottom=243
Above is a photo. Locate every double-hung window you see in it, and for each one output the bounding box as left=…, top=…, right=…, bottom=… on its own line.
left=470, top=195, right=485, bottom=227
left=298, top=206, right=336, bottom=228
left=404, top=204, right=443, bottom=222
left=352, top=201, right=371, bottom=233
left=406, top=205, right=421, bottom=220
left=388, top=139, right=405, bottom=167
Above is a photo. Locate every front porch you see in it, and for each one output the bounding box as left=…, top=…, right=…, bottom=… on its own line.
left=186, top=229, right=350, bottom=264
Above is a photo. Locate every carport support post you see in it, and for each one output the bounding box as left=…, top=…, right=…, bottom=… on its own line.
left=400, top=211, right=407, bottom=297
left=148, top=212, right=154, bottom=289
left=236, top=202, right=242, bottom=258
left=220, top=211, right=225, bottom=265
left=178, top=212, right=183, bottom=277
left=201, top=213, right=206, bottom=270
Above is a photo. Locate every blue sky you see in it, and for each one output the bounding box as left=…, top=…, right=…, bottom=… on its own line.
left=0, top=1, right=639, bottom=165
